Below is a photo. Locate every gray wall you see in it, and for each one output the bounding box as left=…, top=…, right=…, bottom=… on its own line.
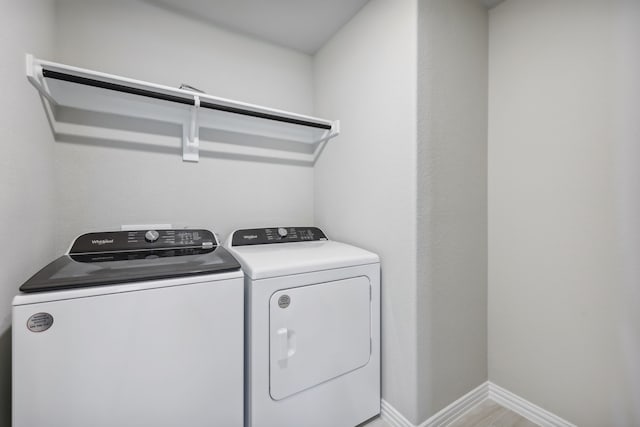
left=313, top=0, right=420, bottom=422
left=52, top=0, right=316, bottom=251
left=488, top=1, right=640, bottom=426
left=417, top=0, right=488, bottom=420
left=0, top=1, right=56, bottom=424
left=315, top=0, right=489, bottom=424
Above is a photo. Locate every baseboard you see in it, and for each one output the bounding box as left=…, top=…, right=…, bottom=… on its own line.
left=487, top=382, right=576, bottom=427
left=381, top=381, right=575, bottom=427
left=380, top=399, right=415, bottom=427
left=381, top=382, right=489, bottom=427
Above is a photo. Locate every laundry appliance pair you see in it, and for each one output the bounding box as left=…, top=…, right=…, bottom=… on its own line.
left=12, top=226, right=380, bottom=427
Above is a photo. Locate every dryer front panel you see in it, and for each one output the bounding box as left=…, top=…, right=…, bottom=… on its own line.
left=268, top=276, right=371, bottom=401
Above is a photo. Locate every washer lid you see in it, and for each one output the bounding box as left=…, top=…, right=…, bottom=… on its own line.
left=19, top=246, right=241, bottom=293
left=227, top=240, right=379, bottom=280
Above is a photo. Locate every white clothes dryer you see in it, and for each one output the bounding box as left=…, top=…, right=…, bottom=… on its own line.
left=226, top=226, right=380, bottom=427
left=13, top=229, right=244, bottom=427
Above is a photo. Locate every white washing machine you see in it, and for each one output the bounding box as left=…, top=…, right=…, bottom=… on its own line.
left=13, top=229, right=244, bottom=427
left=225, top=226, right=380, bottom=427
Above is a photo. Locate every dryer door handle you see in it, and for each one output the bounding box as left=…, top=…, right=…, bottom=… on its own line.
left=277, top=328, right=289, bottom=361
left=277, top=328, right=296, bottom=362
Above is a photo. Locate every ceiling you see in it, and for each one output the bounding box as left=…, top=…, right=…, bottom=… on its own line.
left=481, top=0, right=505, bottom=7
left=146, top=0, right=370, bottom=55
left=146, top=0, right=504, bottom=55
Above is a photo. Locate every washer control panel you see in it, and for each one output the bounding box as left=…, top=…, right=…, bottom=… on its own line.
left=70, top=229, right=217, bottom=253
left=231, top=227, right=327, bottom=246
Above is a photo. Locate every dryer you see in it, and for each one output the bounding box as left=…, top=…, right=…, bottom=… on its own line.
left=226, top=226, right=380, bottom=427
left=13, top=229, right=244, bottom=427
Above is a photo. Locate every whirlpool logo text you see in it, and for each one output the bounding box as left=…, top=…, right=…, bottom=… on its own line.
left=91, top=239, right=114, bottom=245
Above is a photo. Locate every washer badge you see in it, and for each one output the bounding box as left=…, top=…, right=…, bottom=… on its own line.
left=27, top=312, right=54, bottom=333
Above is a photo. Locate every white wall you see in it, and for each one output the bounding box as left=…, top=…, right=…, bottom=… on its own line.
left=417, top=0, right=488, bottom=420
left=0, top=1, right=56, bottom=424
left=52, top=0, right=316, bottom=250
left=488, top=1, right=640, bottom=426
left=313, top=0, right=420, bottom=422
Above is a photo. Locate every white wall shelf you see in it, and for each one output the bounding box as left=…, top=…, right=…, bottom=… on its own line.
left=26, top=54, right=339, bottom=163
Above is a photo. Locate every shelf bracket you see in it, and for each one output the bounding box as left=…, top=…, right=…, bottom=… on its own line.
left=26, top=54, right=57, bottom=106
left=310, top=120, right=340, bottom=165
left=183, top=95, right=200, bottom=162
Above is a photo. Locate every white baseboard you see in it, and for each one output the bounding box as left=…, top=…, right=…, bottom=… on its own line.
left=381, top=382, right=488, bottom=427
left=380, top=399, right=415, bottom=427
left=487, top=382, right=576, bottom=427
left=381, top=381, right=575, bottom=427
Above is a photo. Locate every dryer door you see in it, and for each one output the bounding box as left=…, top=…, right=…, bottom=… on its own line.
left=269, top=276, right=371, bottom=400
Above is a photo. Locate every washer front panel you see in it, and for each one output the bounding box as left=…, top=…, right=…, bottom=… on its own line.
left=13, top=276, right=244, bottom=427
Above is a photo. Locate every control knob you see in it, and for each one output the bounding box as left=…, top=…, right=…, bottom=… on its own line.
left=145, top=230, right=160, bottom=243
left=277, top=227, right=288, bottom=238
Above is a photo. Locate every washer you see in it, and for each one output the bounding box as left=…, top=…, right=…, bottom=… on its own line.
left=13, top=229, right=244, bottom=427
left=225, top=226, right=380, bottom=427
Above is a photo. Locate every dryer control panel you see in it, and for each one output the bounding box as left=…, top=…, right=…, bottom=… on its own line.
left=231, top=227, right=327, bottom=246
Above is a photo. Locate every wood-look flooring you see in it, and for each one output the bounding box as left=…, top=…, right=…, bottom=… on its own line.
left=447, top=400, right=539, bottom=427
left=362, top=399, right=539, bottom=427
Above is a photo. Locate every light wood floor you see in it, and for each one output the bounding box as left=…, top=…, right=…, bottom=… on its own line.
left=361, top=399, right=539, bottom=427
left=447, top=400, right=539, bottom=427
